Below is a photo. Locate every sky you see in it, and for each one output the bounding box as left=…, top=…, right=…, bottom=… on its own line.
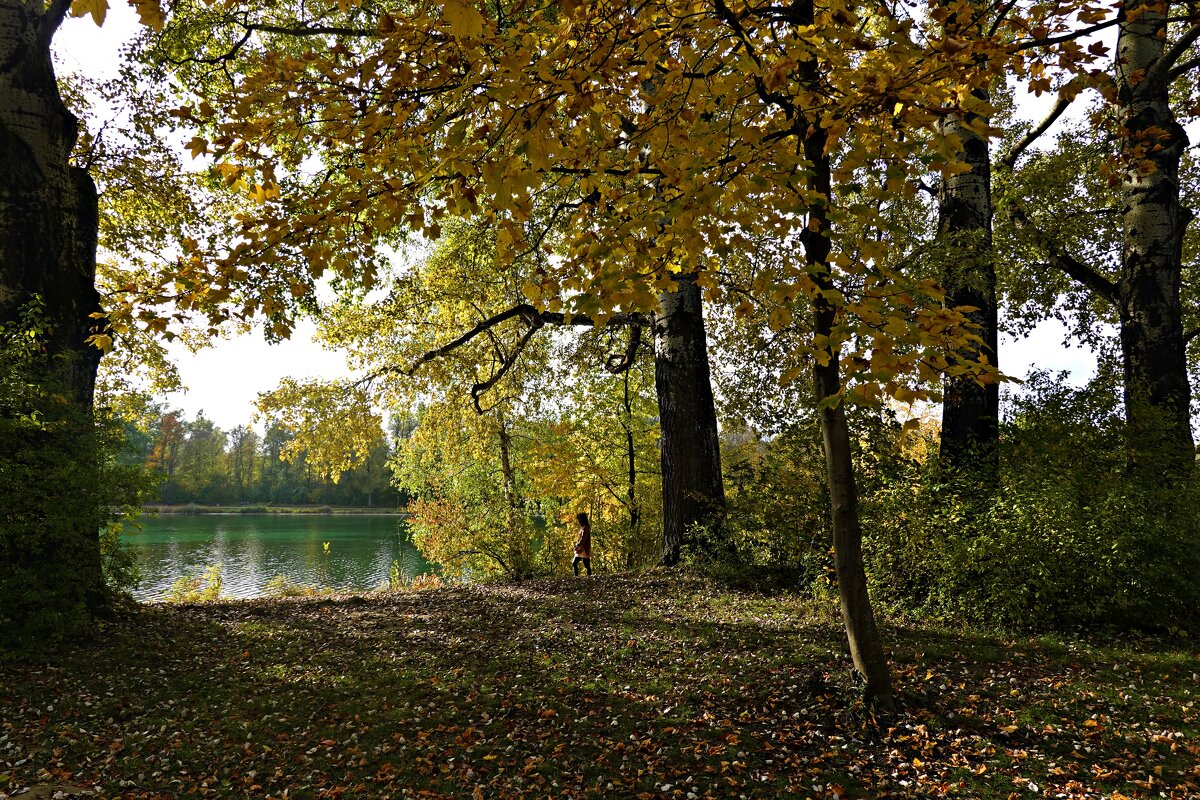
left=54, top=4, right=1100, bottom=432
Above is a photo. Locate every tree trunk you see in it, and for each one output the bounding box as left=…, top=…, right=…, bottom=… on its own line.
left=1114, top=0, right=1195, bottom=475
left=937, top=92, right=999, bottom=480
left=622, top=367, right=641, bottom=533
left=654, top=273, right=725, bottom=565
left=803, top=120, right=896, bottom=710
left=0, top=0, right=107, bottom=637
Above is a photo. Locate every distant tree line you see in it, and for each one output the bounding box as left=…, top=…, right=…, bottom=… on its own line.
left=129, top=407, right=403, bottom=508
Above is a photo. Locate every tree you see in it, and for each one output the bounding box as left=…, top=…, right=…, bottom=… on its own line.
left=935, top=5, right=999, bottom=479
left=130, top=0, right=1122, bottom=704
left=228, top=424, right=260, bottom=501
left=1109, top=0, right=1197, bottom=474
left=1000, top=0, right=1199, bottom=476
left=655, top=273, right=727, bottom=564
left=0, top=0, right=109, bottom=637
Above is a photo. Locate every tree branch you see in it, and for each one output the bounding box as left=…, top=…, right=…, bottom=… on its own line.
left=604, top=324, right=644, bottom=374
left=402, top=305, right=540, bottom=377
left=245, top=21, right=378, bottom=38
left=1169, top=52, right=1200, bottom=81
left=471, top=320, right=544, bottom=413
left=999, top=94, right=1073, bottom=169
left=1008, top=206, right=1118, bottom=302
left=40, top=0, right=72, bottom=44
left=1009, top=18, right=1120, bottom=53
left=370, top=302, right=652, bottom=412
left=1153, top=23, right=1200, bottom=82
left=1185, top=327, right=1200, bottom=347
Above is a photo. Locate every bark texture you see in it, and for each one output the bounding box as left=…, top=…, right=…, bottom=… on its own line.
left=654, top=273, right=725, bottom=566
left=1113, top=0, right=1195, bottom=474
left=0, top=0, right=107, bottom=632
left=937, top=95, right=999, bottom=479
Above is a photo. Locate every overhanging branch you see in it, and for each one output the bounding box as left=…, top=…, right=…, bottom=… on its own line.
left=376, top=302, right=651, bottom=413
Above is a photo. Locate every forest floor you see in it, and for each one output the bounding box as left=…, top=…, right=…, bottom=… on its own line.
left=1, top=573, right=1198, bottom=800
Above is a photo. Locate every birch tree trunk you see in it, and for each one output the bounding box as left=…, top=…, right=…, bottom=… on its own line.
left=937, top=93, right=999, bottom=480
left=654, top=273, right=725, bottom=566
left=0, top=0, right=107, bottom=635
left=1113, top=0, right=1195, bottom=475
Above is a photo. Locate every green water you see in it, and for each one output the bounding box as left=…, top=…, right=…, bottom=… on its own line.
left=124, top=514, right=431, bottom=601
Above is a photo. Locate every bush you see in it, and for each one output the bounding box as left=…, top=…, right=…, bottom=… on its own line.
left=1, top=301, right=155, bottom=652
left=164, top=564, right=224, bottom=603
left=865, top=373, right=1200, bottom=631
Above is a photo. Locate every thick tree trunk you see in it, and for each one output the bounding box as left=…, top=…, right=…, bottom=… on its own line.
left=654, top=273, right=725, bottom=566
left=937, top=95, right=999, bottom=479
left=0, top=0, right=107, bottom=634
left=803, top=121, right=895, bottom=710
left=1114, top=1, right=1195, bottom=475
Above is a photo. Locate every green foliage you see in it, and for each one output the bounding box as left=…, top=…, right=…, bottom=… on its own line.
left=866, top=372, right=1200, bottom=631
left=164, top=563, right=224, bottom=603
left=144, top=409, right=400, bottom=508
left=702, top=409, right=917, bottom=593
left=2, top=300, right=155, bottom=651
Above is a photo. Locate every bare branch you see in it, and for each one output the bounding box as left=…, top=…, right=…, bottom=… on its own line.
left=1154, top=23, right=1200, bottom=82
left=999, top=94, right=1072, bottom=169
left=362, top=302, right=653, bottom=412
left=604, top=324, right=644, bottom=374
left=471, top=320, right=545, bottom=413
left=402, top=305, right=540, bottom=377
left=1169, top=52, right=1200, bottom=81
left=1010, top=17, right=1120, bottom=53
left=1008, top=206, right=1118, bottom=302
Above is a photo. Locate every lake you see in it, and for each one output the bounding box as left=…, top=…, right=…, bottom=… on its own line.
left=123, top=514, right=431, bottom=601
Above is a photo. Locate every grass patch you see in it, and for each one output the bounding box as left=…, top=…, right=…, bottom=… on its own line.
left=1, top=574, right=1197, bottom=799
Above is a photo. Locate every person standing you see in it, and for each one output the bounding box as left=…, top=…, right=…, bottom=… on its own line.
left=573, top=512, right=592, bottom=576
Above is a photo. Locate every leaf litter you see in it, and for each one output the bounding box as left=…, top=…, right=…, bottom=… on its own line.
left=1, top=574, right=1197, bottom=799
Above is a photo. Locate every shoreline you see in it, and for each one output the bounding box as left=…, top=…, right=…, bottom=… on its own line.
left=143, top=504, right=408, bottom=516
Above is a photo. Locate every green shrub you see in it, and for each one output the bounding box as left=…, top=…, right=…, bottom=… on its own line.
left=865, top=372, right=1200, bottom=631
left=1, top=300, right=155, bottom=652
left=164, top=563, right=224, bottom=603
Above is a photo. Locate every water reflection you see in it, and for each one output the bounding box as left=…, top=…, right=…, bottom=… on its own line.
left=124, top=514, right=431, bottom=601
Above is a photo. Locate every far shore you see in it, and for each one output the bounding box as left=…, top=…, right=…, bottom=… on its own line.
left=144, top=504, right=408, bottom=516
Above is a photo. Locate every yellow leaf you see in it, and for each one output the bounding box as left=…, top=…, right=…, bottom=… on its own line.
left=70, top=0, right=108, bottom=25
left=129, top=0, right=165, bottom=30
left=185, top=136, right=209, bottom=158
left=442, top=0, right=485, bottom=38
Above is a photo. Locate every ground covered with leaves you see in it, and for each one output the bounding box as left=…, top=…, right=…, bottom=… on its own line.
left=2, top=574, right=1198, bottom=799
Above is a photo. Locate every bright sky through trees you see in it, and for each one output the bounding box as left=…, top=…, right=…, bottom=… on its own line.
left=51, top=3, right=1100, bottom=431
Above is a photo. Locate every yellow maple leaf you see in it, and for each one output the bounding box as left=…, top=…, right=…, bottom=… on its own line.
left=69, top=0, right=108, bottom=26
left=129, top=0, right=166, bottom=31
left=442, top=0, right=485, bottom=38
